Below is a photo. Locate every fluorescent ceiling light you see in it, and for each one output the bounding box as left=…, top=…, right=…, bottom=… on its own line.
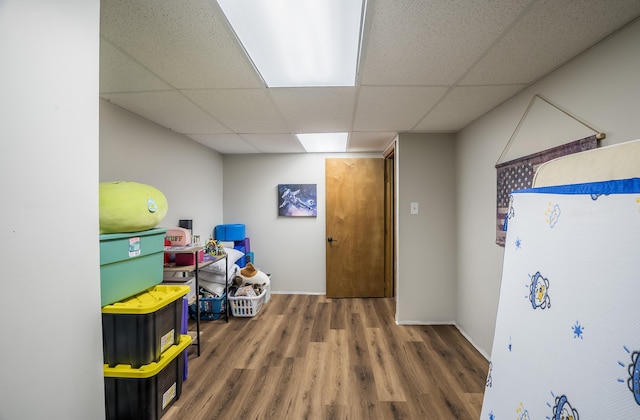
left=297, top=133, right=348, bottom=153
left=217, top=0, right=365, bottom=87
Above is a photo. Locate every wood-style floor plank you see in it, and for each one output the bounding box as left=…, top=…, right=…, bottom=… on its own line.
left=322, top=329, right=350, bottom=407
left=162, top=294, right=489, bottom=420
left=365, top=327, right=407, bottom=402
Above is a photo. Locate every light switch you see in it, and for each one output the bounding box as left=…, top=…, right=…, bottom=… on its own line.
left=410, top=202, right=419, bottom=214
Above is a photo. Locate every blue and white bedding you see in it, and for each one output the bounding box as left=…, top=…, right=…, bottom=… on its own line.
left=481, top=178, right=640, bottom=419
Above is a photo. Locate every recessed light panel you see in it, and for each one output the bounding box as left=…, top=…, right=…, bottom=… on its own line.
left=297, top=132, right=348, bottom=152
left=217, top=0, right=365, bottom=87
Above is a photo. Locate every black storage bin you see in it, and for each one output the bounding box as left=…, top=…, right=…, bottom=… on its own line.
left=102, top=285, right=188, bottom=368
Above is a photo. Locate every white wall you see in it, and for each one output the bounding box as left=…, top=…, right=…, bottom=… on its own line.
left=100, top=101, right=224, bottom=242
left=223, top=153, right=378, bottom=294
left=456, top=19, right=640, bottom=358
left=0, top=1, right=105, bottom=419
left=396, top=133, right=457, bottom=324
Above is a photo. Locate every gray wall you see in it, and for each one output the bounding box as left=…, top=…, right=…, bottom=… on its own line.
left=0, top=1, right=105, bottom=419
left=100, top=101, right=224, bottom=242
left=455, top=18, right=640, bottom=357
left=396, top=133, right=457, bottom=324
left=222, top=153, right=379, bottom=294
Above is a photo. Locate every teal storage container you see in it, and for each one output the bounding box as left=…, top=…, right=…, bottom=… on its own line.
left=99, top=228, right=168, bottom=306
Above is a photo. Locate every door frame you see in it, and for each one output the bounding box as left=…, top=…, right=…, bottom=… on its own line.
left=383, top=140, right=396, bottom=297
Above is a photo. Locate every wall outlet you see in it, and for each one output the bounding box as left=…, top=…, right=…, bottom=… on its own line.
left=410, top=202, right=419, bottom=214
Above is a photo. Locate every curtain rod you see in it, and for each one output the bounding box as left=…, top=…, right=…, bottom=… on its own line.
left=496, top=94, right=606, bottom=166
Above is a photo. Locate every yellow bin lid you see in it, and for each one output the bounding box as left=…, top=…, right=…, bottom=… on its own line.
left=104, top=334, right=192, bottom=378
left=102, top=284, right=189, bottom=314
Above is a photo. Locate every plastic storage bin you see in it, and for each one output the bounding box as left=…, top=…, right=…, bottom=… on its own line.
left=175, top=249, right=203, bottom=266
left=214, top=224, right=245, bottom=241
left=102, top=285, right=189, bottom=368
left=99, top=228, right=168, bottom=306
left=233, top=237, right=250, bottom=252
left=229, top=289, right=266, bottom=317
left=189, top=293, right=226, bottom=320
left=162, top=276, right=195, bottom=303
left=180, top=298, right=188, bottom=381
left=104, top=334, right=191, bottom=420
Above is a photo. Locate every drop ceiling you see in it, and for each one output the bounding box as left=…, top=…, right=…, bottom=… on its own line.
left=100, top=0, right=640, bottom=154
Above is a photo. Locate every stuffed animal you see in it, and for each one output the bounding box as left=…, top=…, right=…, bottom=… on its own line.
left=99, top=181, right=168, bottom=233
left=238, top=263, right=270, bottom=287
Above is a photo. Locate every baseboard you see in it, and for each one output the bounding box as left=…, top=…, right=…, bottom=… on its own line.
left=394, top=320, right=490, bottom=361
left=455, top=324, right=491, bottom=361
left=270, top=291, right=325, bottom=295
left=396, top=320, right=455, bottom=326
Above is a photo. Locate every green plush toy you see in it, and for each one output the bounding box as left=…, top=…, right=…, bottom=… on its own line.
left=99, top=181, right=168, bottom=234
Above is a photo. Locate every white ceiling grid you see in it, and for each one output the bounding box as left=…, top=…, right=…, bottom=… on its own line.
left=100, top=0, right=640, bottom=154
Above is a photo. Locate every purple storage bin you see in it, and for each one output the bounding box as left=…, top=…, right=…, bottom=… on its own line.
left=233, top=237, right=250, bottom=253
left=181, top=297, right=188, bottom=381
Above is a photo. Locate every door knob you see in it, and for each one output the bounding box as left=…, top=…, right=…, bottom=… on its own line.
left=327, top=237, right=337, bottom=243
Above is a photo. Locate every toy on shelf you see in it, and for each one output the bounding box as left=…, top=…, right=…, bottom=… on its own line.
left=205, top=238, right=225, bottom=256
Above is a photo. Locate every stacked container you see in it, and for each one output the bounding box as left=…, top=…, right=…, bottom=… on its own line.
left=104, top=335, right=191, bottom=419
left=102, top=284, right=191, bottom=420
left=99, top=228, right=168, bottom=306
left=214, top=224, right=249, bottom=267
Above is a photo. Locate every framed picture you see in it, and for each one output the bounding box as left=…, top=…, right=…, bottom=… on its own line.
left=278, top=184, right=317, bottom=217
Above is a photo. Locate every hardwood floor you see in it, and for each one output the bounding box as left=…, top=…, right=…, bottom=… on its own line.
left=163, top=294, right=489, bottom=420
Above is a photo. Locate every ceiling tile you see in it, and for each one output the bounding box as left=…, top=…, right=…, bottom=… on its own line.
left=101, top=91, right=230, bottom=134
left=241, top=134, right=306, bottom=154
left=269, top=87, right=357, bottom=133
left=360, top=0, right=532, bottom=86
left=348, top=132, right=396, bottom=152
left=414, top=85, right=527, bottom=131
left=100, top=38, right=172, bottom=93
left=461, top=0, right=640, bottom=85
left=188, top=133, right=260, bottom=154
left=354, top=86, right=448, bottom=132
left=99, top=0, right=640, bottom=154
left=100, top=0, right=263, bottom=89
left=183, top=89, right=289, bottom=133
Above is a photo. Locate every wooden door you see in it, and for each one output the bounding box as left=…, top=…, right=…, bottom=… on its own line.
left=326, top=158, right=385, bottom=297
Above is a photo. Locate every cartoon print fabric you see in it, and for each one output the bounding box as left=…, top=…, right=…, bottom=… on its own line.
left=481, top=178, right=640, bottom=419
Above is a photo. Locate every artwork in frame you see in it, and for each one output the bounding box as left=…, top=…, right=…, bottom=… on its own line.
left=278, top=184, right=317, bottom=217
